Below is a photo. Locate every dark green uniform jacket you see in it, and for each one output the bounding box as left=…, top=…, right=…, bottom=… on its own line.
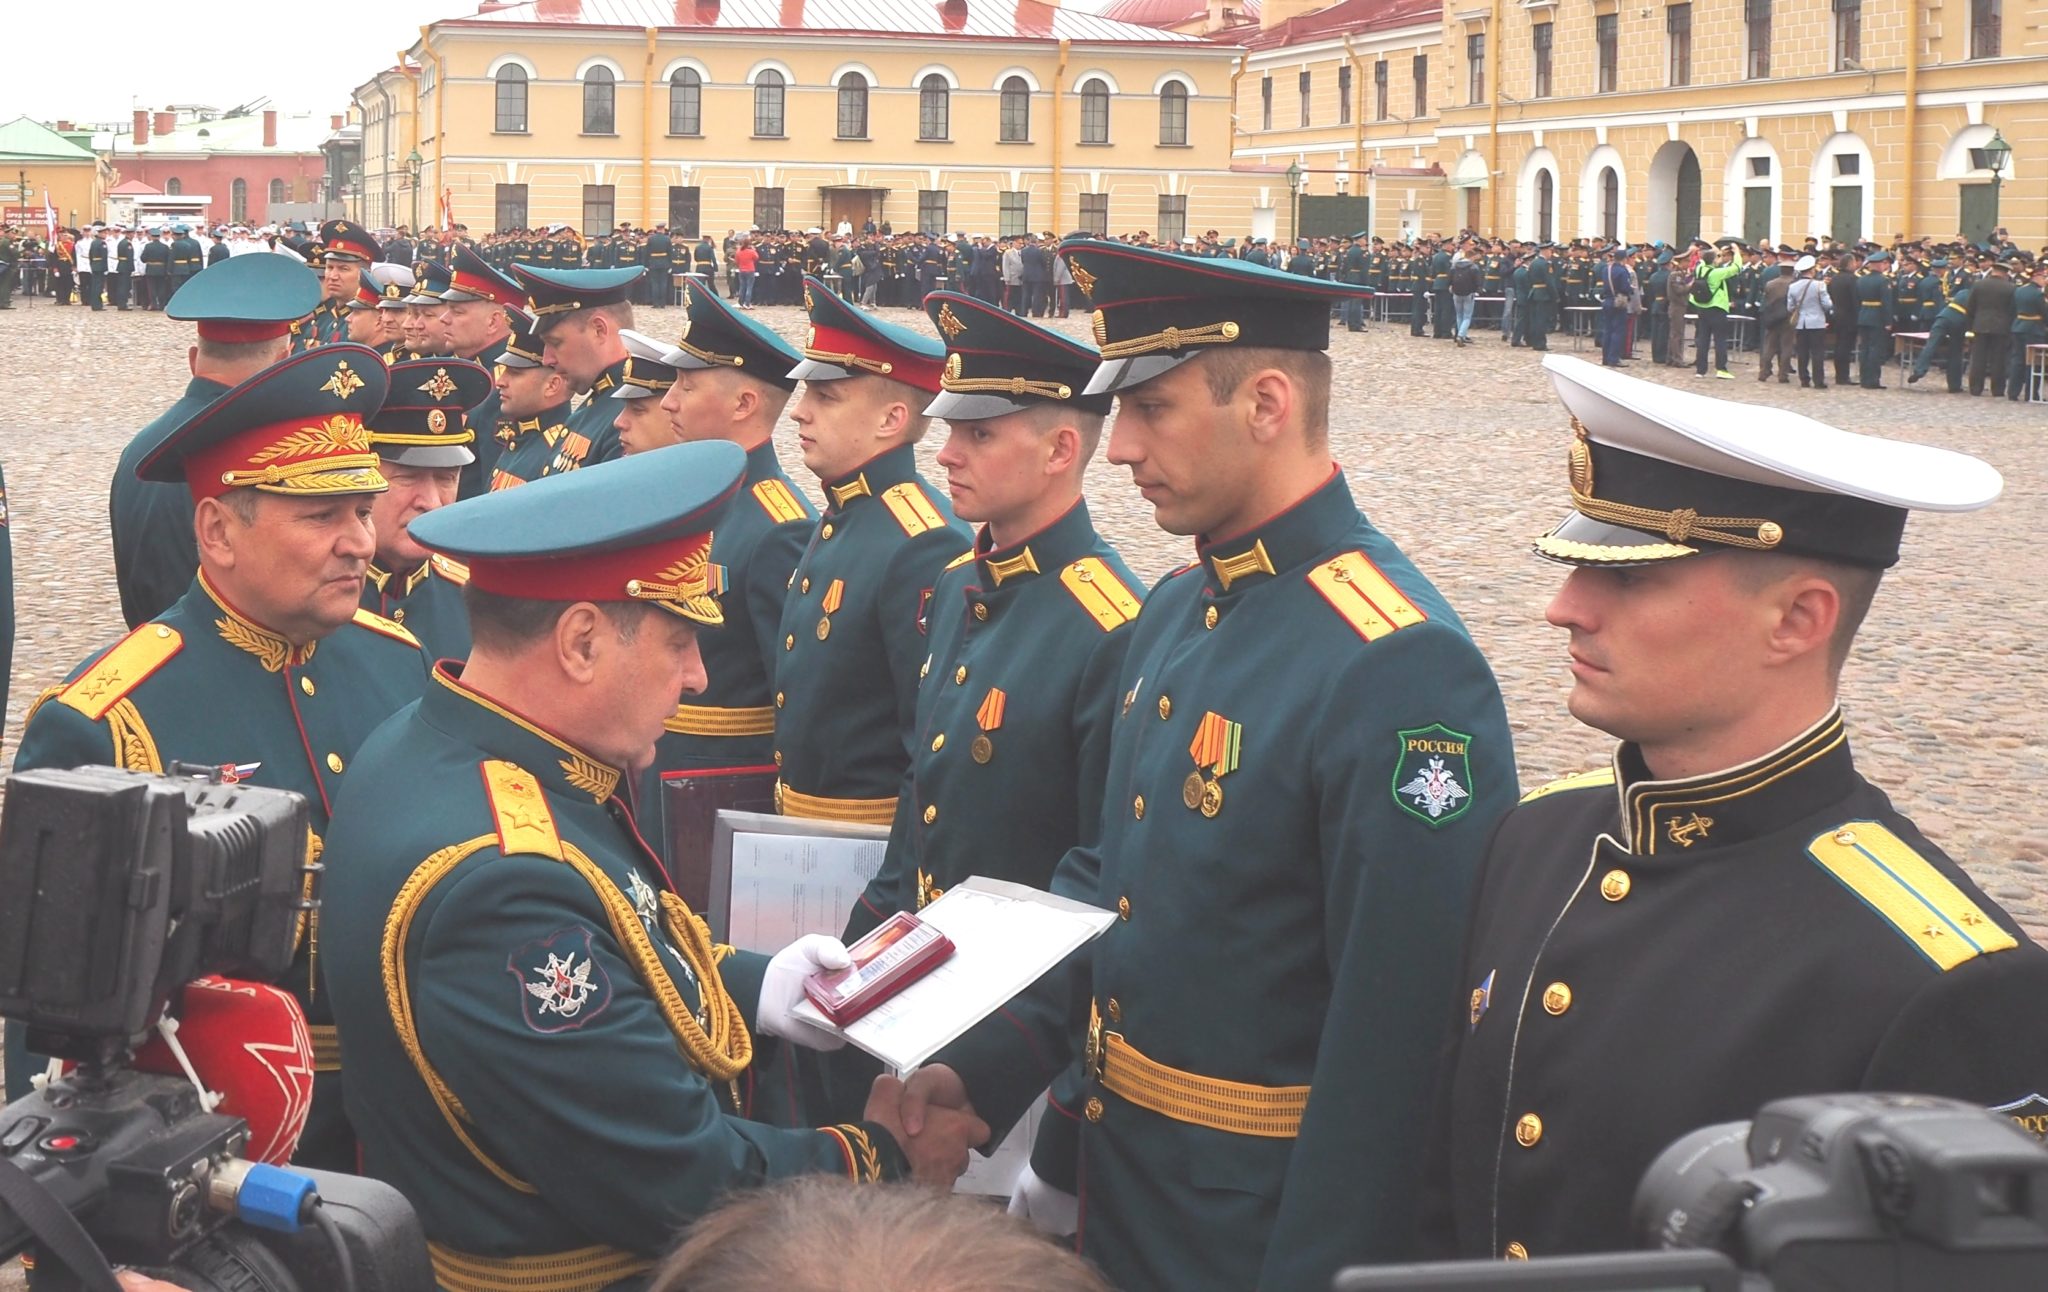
left=940, top=469, right=1516, bottom=1292
left=10, top=576, right=429, bottom=1162
left=642, top=443, right=815, bottom=804
left=488, top=401, right=577, bottom=491
left=561, top=359, right=629, bottom=470
left=455, top=337, right=509, bottom=500
left=110, top=377, right=230, bottom=628
left=320, top=665, right=909, bottom=1290
left=772, top=445, right=970, bottom=822
left=1419, top=709, right=2048, bottom=1261
left=361, top=554, right=471, bottom=664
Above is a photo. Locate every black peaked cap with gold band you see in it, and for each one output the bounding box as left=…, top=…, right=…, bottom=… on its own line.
left=136, top=344, right=391, bottom=501
left=1538, top=355, right=2003, bottom=570
left=404, top=260, right=452, bottom=306
left=661, top=276, right=802, bottom=391
left=372, top=358, right=493, bottom=469
left=509, top=264, right=646, bottom=337
left=407, top=440, right=746, bottom=628
left=922, top=290, right=1113, bottom=420
left=1058, top=236, right=1369, bottom=396
left=609, top=329, right=679, bottom=401
left=496, top=313, right=548, bottom=370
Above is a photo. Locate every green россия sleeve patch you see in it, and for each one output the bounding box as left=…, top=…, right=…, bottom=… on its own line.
left=1393, top=723, right=1475, bottom=827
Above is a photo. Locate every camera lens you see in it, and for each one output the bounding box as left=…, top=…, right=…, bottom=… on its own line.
left=1633, top=1121, right=1755, bottom=1252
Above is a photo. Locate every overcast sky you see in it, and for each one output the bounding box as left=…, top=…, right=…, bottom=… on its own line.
left=2, top=0, right=1118, bottom=127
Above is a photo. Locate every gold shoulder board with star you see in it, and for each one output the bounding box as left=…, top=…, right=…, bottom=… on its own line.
left=1306, top=551, right=1427, bottom=642
left=944, top=550, right=975, bottom=573
left=1519, top=767, right=1617, bottom=804
left=481, top=759, right=566, bottom=862
left=429, top=553, right=471, bottom=587
left=880, top=482, right=946, bottom=537
left=351, top=607, right=423, bottom=649
left=1806, top=822, right=2018, bottom=972
left=56, top=626, right=184, bottom=720
left=751, top=478, right=808, bottom=524
left=1060, top=558, right=1141, bottom=632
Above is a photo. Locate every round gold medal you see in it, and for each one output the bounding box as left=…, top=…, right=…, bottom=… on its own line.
left=1199, top=779, right=1223, bottom=818
left=816, top=616, right=831, bottom=640
left=971, top=735, right=994, bottom=764
left=1182, top=772, right=1206, bottom=811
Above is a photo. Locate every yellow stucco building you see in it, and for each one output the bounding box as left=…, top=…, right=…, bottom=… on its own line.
left=1234, top=0, right=2047, bottom=246
left=356, top=0, right=1281, bottom=240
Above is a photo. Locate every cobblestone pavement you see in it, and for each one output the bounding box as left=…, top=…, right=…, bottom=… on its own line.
left=2, top=295, right=2043, bottom=941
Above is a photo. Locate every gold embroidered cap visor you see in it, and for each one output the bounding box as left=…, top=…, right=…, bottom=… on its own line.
left=1536, top=355, right=2003, bottom=570
left=406, top=440, right=747, bottom=628
left=1058, top=237, right=1368, bottom=396
left=137, top=344, right=393, bottom=501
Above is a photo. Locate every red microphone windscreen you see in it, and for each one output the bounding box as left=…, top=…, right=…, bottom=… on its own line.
left=131, top=976, right=315, bottom=1165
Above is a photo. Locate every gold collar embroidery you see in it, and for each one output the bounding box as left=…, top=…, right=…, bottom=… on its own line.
left=204, top=574, right=315, bottom=672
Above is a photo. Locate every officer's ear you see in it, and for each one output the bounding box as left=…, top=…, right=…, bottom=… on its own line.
left=552, top=602, right=608, bottom=684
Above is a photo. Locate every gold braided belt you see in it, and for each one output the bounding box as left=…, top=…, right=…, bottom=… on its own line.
left=1088, top=1005, right=1307, bottom=1139
left=663, top=704, right=775, bottom=738
left=775, top=781, right=896, bottom=826
left=427, top=1242, right=651, bottom=1292
left=308, top=1025, right=341, bottom=1074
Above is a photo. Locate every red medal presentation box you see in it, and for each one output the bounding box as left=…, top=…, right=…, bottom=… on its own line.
left=803, top=911, right=955, bottom=1026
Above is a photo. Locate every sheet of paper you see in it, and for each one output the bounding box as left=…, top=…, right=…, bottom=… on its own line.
left=725, top=831, right=885, bottom=954
left=792, top=877, right=1114, bottom=1074
left=956, top=1094, right=1045, bottom=1198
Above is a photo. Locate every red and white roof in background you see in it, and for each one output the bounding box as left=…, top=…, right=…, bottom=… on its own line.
left=445, top=0, right=1215, bottom=43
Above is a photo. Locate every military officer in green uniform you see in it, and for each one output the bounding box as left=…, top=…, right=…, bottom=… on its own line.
left=512, top=262, right=642, bottom=469
left=901, top=242, right=1516, bottom=1292
left=1419, top=355, right=2048, bottom=1261
left=1340, top=234, right=1368, bottom=332
left=437, top=243, right=525, bottom=498
left=167, top=224, right=203, bottom=301
left=359, top=357, right=493, bottom=661
left=1856, top=250, right=1895, bottom=389
left=607, top=330, right=683, bottom=457
left=343, top=268, right=391, bottom=347
left=397, top=261, right=455, bottom=361
left=635, top=282, right=816, bottom=816
left=12, top=346, right=429, bottom=1171
left=486, top=315, right=577, bottom=490
left=2005, top=256, right=2045, bottom=402
left=112, top=253, right=319, bottom=628
left=1525, top=242, right=1558, bottom=351
left=306, top=219, right=381, bottom=350
left=773, top=278, right=971, bottom=828
left=319, top=443, right=990, bottom=1291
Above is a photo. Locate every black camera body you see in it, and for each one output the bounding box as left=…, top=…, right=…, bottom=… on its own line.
left=0, top=767, right=433, bottom=1291
left=1637, top=1091, right=2048, bottom=1292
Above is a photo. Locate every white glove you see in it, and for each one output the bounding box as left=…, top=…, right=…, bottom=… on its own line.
left=755, top=934, right=853, bottom=1052
left=1007, top=1164, right=1079, bottom=1236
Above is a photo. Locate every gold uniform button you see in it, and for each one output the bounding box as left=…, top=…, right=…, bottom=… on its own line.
left=1515, top=1113, right=1543, bottom=1148
left=155, top=625, right=173, bottom=638
left=801, top=577, right=811, bottom=594
left=1204, top=605, right=1218, bottom=629
left=1106, top=998, right=1121, bottom=1022
left=923, top=804, right=938, bottom=825
left=1157, top=695, right=1171, bottom=720
left=931, top=733, right=946, bottom=752
left=1599, top=869, right=1631, bottom=902
left=775, top=692, right=786, bottom=708
left=773, top=750, right=783, bottom=767
left=1084, top=1097, right=1104, bottom=1122
left=973, top=603, right=989, bottom=621
left=299, top=676, right=316, bottom=696
left=1833, top=829, right=1858, bottom=846
left=1117, top=896, right=1130, bottom=920
left=954, top=665, right=968, bottom=685
left=821, top=523, right=834, bottom=540
left=785, top=634, right=795, bottom=651
left=1133, top=795, right=1146, bottom=820
left=1542, top=982, right=1572, bottom=1016
left=391, top=608, right=405, bottom=622
left=1505, top=1242, right=1529, bottom=1261
left=325, top=753, right=345, bottom=775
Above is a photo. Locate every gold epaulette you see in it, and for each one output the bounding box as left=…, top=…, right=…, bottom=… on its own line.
left=1519, top=767, right=1617, bottom=804
left=1305, top=551, right=1428, bottom=642
left=751, top=478, right=808, bottom=524
left=1806, top=822, right=2018, bottom=972
left=352, top=607, right=422, bottom=649
left=429, top=553, right=471, bottom=587
left=1060, top=558, right=1142, bottom=632
left=57, top=625, right=183, bottom=720
left=880, top=482, right=946, bottom=537
left=944, top=550, right=975, bottom=572
left=481, top=760, right=565, bottom=861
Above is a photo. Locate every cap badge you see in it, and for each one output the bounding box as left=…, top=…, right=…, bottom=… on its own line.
left=321, top=362, right=366, bottom=401
left=427, top=409, right=449, bottom=434
left=1091, top=310, right=1109, bottom=346
left=945, top=353, right=964, bottom=382
left=251, top=415, right=370, bottom=463
left=936, top=303, right=967, bottom=340
left=1069, top=261, right=1096, bottom=299
left=1568, top=419, right=1595, bottom=497
left=419, top=368, right=459, bottom=401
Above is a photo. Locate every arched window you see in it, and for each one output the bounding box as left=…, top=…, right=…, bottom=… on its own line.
left=268, top=178, right=287, bottom=205
left=165, top=177, right=181, bottom=196
left=999, top=76, right=1030, bottom=142
left=1080, top=78, right=1110, bottom=144
left=1159, top=80, right=1189, bottom=146
left=583, top=66, right=616, bottom=134
left=495, top=65, right=528, bottom=132
left=919, top=74, right=950, bottom=141
left=837, top=72, right=869, bottom=139
left=1535, top=171, right=1555, bottom=243
left=230, top=178, right=248, bottom=224
left=754, top=71, right=786, bottom=137
left=1599, top=167, right=1619, bottom=241
left=669, top=68, right=702, bottom=135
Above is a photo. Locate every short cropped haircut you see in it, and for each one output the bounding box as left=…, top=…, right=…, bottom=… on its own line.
left=464, top=588, right=652, bottom=655
left=1731, top=552, right=1884, bottom=678
left=1014, top=401, right=1106, bottom=463
left=1196, top=347, right=1333, bottom=448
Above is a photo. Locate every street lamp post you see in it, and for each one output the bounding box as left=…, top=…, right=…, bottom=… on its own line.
left=406, top=148, right=423, bottom=233
left=1983, top=129, right=2011, bottom=233
left=348, top=167, right=363, bottom=225
left=1286, top=161, right=1303, bottom=247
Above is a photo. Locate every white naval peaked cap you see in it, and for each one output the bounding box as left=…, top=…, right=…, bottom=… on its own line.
left=1536, top=355, right=2002, bottom=568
